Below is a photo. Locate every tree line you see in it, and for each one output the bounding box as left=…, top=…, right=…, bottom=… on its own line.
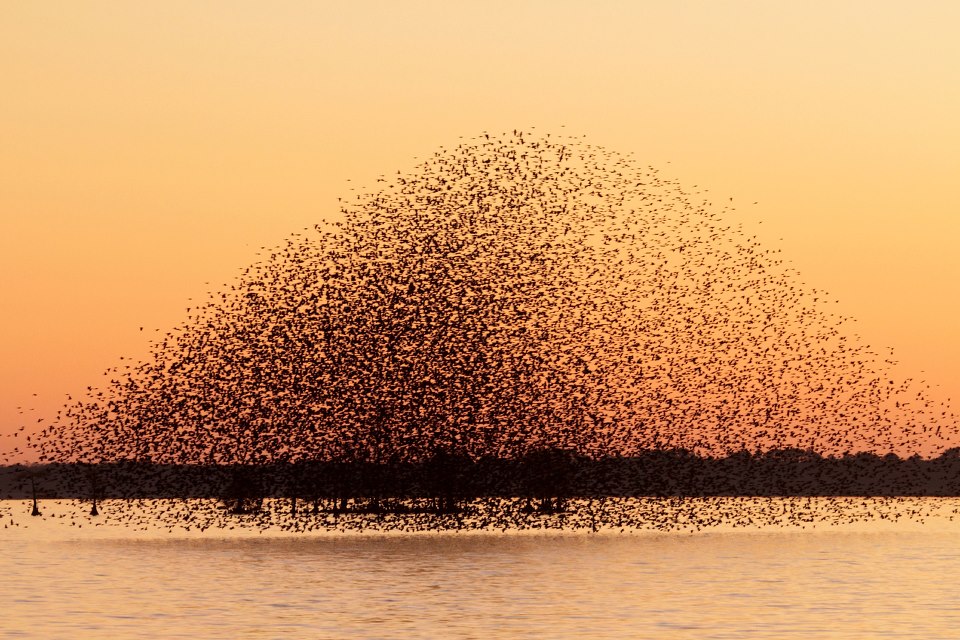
left=7, top=447, right=960, bottom=516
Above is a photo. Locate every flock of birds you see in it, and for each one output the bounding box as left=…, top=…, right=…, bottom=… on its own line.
left=4, top=495, right=960, bottom=535
left=5, top=130, right=960, bottom=533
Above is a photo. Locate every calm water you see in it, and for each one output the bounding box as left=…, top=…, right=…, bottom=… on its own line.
left=4, top=499, right=960, bottom=638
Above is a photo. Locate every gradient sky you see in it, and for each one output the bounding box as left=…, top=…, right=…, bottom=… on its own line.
left=2, top=1, right=959, bottom=459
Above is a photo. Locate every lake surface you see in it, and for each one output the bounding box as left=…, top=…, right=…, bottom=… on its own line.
left=3, top=498, right=960, bottom=638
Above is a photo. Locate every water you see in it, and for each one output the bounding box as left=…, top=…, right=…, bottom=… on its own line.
left=3, top=499, right=960, bottom=638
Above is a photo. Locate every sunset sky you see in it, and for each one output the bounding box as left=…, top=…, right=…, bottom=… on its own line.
left=2, top=2, right=959, bottom=459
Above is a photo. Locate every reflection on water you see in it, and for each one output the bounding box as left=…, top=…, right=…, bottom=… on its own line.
left=3, top=498, right=960, bottom=638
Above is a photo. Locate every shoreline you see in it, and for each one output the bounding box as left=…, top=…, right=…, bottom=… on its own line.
left=4, top=496, right=960, bottom=542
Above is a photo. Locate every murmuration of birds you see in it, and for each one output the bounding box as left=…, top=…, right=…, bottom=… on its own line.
left=6, top=131, right=960, bottom=533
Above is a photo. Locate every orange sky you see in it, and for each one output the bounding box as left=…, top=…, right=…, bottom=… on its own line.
left=2, top=2, right=959, bottom=459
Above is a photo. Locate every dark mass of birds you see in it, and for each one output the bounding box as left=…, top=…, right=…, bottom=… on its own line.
left=5, top=130, right=960, bottom=534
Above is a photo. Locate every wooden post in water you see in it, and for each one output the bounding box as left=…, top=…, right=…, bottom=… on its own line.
left=30, top=475, right=41, bottom=517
